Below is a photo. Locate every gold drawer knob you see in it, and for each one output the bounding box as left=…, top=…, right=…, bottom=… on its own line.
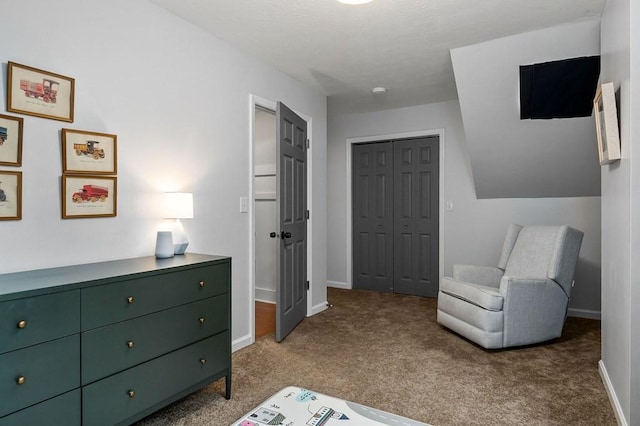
left=128, top=390, right=135, bottom=398
left=127, top=340, right=135, bottom=349
left=200, top=358, right=206, bottom=365
left=199, top=280, right=205, bottom=288
left=17, top=376, right=26, bottom=385
left=17, top=320, right=27, bottom=329
left=127, top=296, right=134, bottom=304
left=199, top=317, right=206, bottom=325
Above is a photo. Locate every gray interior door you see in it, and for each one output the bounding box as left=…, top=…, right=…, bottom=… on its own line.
left=275, top=101, right=307, bottom=342
left=352, top=142, right=394, bottom=292
left=351, top=136, right=439, bottom=297
left=393, top=137, right=439, bottom=297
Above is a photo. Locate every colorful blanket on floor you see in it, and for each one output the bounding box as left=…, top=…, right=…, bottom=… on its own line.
left=231, top=386, right=430, bottom=426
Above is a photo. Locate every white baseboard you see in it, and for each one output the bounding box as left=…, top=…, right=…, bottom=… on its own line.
left=567, top=308, right=601, bottom=320
left=309, top=300, right=329, bottom=316
left=255, top=287, right=276, bottom=304
left=232, top=333, right=253, bottom=353
left=599, top=360, right=628, bottom=426
left=326, top=284, right=600, bottom=318
left=327, top=280, right=350, bottom=289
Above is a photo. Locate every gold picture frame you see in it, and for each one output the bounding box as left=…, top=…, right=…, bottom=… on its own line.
left=7, top=62, right=75, bottom=122
left=62, top=174, right=117, bottom=219
left=62, top=128, right=117, bottom=174
left=0, top=114, right=23, bottom=167
left=0, top=171, right=22, bottom=220
left=593, top=82, right=621, bottom=165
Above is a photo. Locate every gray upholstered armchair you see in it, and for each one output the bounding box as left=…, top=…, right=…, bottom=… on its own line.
left=437, top=224, right=584, bottom=349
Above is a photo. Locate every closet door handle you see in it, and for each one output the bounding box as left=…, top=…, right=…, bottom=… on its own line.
left=281, top=231, right=292, bottom=239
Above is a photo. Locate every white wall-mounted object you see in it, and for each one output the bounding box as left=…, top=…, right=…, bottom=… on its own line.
left=239, top=196, right=249, bottom=213
left=593, top=82, right=621, bottom=165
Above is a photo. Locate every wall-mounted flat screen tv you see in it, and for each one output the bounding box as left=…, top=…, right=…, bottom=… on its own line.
left=520, top=55, right=600, bottom=120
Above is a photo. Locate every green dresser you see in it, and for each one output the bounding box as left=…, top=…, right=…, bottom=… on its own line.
left=0, top=254, right=231, bottom=425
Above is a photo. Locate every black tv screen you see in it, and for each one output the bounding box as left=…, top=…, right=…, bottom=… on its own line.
left=520, top=56, right=600, bottom=120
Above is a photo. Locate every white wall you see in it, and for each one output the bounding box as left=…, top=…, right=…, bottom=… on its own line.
left=327, top=100, right=602, bottom=316
left=0, top=0, right=327, bottom=351
left=451, top=19, right=601, bottom=199
left=599, top=0, right=638, bottom=423
left=631, top=2, right=640, bottom=420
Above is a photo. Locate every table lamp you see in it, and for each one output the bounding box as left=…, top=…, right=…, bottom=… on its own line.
left=162, top=192, right=194, bottom=255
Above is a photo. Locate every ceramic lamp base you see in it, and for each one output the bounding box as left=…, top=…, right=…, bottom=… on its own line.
left=174, top=242, right=188, bottom=255
left=172, top=219, right=189, bottom=255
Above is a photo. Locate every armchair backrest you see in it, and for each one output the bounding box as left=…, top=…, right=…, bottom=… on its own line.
left=497, top=224, right=523, bottom=270
left=503, top=225, right=584, bottom=295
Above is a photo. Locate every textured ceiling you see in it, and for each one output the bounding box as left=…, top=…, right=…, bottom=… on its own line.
left=149, top=0, right=605, bottom=115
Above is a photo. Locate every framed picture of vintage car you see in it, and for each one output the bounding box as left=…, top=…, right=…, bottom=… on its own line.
left=0, top=114, right=23, bottom=167
left=62, top=128, right=117, bottom=174
left=62, top=174, right=117, bottom=219
left=7, top=62, right=75, bottom=122
left=0, top=171, right=22, bottom=220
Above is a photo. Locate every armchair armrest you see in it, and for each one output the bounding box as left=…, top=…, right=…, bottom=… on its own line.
left=499, top=277, right=569, bottom=347
left=452, top=264, right=504, bottom=287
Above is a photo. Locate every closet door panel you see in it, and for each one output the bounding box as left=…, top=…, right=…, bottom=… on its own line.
left=352, top=142, right=394, bottom=292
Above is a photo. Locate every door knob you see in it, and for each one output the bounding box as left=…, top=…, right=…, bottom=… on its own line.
left=281, top=231, right=292, bottom=239
left=269, top=232, right=278, bottom=238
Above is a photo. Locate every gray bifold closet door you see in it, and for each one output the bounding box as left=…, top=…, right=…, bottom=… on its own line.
left=352, top=137, right=439, bottom=297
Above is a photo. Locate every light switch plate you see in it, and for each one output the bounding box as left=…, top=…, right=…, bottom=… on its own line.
left=240, top=197, right=249, bottom=213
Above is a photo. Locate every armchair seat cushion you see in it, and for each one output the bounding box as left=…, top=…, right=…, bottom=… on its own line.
left=440, top=277, right=504, bottom=311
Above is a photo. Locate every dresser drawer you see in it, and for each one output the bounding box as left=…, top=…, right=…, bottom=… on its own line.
left=82, top=294, right=229, bottom=385
left=0, top=290, right=80, bottom=354
left=82, top=331, right=230, bottom=426
left=0, top=335, right=80, bottom=417
left=81, top=263, right=229, bottom=330
left=0, top=389, right=80, bottom=426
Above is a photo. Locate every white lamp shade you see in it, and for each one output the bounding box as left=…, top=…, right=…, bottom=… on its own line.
left=163, top=192, right=194, bottom=219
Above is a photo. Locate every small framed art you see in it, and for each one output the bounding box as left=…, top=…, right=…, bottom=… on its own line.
left=7, top=62, right=75, bottom=122
left=62, top=174, right=117, bottom=219
left=593, top=82, right=621, bottom=165
left=0, top=114, right=23, bottom=166
left=62, top=128, right=117, bottom=174
left=0, top=171, right=22, bottom=220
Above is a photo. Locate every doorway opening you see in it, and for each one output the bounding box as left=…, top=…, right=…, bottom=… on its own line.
left=250, top=95, right=313, bottom=345
left=253, top=104, right=278, bottom=337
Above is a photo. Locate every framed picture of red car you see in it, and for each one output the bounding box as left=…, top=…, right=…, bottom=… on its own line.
left=0, top=114, right=23, bottom=167
left=62, top=174, right=117, bottom=219
left=7, top=62, right=75, bottom=122
left=62, top=128, right=117, bottom=174
left=0, top=171, right=22, bottom=221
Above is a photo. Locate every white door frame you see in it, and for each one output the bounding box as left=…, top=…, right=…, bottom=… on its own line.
left=345, top=129, right=445, bottom=290
left=249, top=94, right=313, bottom=344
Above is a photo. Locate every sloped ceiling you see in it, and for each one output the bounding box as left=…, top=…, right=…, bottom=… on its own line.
left=148, top=0, right=605, bottom=115
left=451, top=19, right=602, bottom=198
left=149, top=0, right=605, bottom=199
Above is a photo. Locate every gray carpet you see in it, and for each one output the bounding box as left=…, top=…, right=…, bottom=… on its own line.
left=137, top=288, right=616, bottom=425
